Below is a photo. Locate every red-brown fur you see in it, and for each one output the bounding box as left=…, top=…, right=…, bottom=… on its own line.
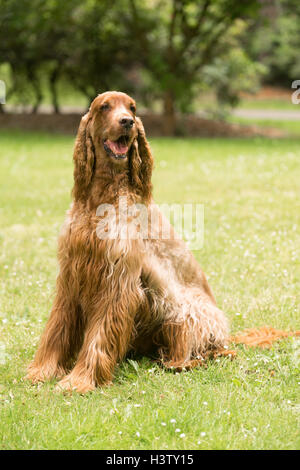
left=26, top=91, right=231, bottom=393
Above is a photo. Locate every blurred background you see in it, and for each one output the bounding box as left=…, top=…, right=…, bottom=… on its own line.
left=0, top=0, right=300, bottom=137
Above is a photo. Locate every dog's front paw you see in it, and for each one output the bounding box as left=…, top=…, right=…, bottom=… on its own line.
left=25, top=362, right=65, bottom=384
left=55, top=374, right=96, bottom=394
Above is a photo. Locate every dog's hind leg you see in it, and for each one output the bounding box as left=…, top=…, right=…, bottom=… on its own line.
left=156, top=295, right=229, bottom=370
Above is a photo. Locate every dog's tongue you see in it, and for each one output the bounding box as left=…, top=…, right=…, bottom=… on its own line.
left=106, top=137, right=128, bottom=155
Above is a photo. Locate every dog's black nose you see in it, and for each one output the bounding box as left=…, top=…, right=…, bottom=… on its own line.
left=120, top=117, right=134, bottom=128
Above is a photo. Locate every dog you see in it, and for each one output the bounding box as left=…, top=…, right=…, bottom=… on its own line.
left=26, top=91, right=229, bottom=393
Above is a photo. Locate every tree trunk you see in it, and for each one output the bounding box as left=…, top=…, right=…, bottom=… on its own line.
left=163, top=90, right=176, bottom=135
left=25, top=64, right=43, bottom=114
left=29, top=74, right=42, bottom=114
left=50, top=69, right=60, bottom=114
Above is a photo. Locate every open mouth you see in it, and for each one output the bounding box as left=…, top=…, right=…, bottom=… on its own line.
left=103, top=135, right=130, bottom=160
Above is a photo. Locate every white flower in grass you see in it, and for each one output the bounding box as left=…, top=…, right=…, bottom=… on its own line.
left=134, top=404, right=142, bottom=408
left=170, top=419, right=176, bottom=424
left=203, top=401, right=208, bottom=406
left=118, top=431, right=122, bottom=435
left=161, top=422, right=166, bottom=426
left=175, top=428, right=181, bottom=433
left=136, top=431, right=140, bottom=437
left=179, top=433, right=185, bottom=438
left=200, top=432, right=206, bottom=437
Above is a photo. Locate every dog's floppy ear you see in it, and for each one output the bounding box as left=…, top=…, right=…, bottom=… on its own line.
left=72, top=112, right=95, bottom=201
left=129, top=117, right=153, bottom=203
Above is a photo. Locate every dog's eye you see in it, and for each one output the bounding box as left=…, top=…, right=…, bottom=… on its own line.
left=130, top=104, right=136, bottom=113
left=100, top=103, right=110, bottom=111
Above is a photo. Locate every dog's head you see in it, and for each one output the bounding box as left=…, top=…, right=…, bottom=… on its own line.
left=73, top=91, right=153, bottom=202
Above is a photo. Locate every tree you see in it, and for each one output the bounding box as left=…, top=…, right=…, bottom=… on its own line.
left=62, top=0, right=137, bottom=106
left=127, top=0, right=261, bottom=134
left=0, top=0, right=135, bottom=112
left=0, top=0, right=79, bottom=112
left=246, top=0, right=300, bottom=87
left=0, top=0, right=263, bottom=128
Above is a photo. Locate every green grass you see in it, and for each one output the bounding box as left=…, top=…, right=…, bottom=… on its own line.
left=0, top=131, right=299, bottom=450
left=229, top=116, right=300, bottom=136
left=238, top=97, right=296, bottom=111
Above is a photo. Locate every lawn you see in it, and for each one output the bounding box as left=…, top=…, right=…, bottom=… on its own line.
left=238, top=97, right=296, bottom=111
left=229, top=116, right=300, bottom=136
left=0, top=130, right=299, bottom=450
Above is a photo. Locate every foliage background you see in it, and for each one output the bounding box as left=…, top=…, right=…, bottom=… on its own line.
left=2, top=0, right=298, bottom=132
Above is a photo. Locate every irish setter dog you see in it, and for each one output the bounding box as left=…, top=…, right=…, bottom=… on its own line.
left=26, top=91, right=228, bottom=393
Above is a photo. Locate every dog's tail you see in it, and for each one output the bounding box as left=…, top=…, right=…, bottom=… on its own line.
left=230, top=326, right=300, bottom=349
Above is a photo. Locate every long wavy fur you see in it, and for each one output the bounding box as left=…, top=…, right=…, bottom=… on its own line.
left=26, top=92, right=295, bottom=394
